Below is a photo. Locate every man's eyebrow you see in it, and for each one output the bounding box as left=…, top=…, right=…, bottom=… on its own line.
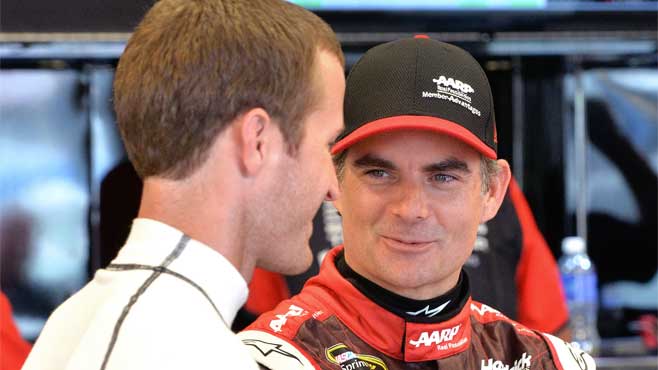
left=423, top=158, right=470, bottom=173
left=352, top=154, right=396, bottom=170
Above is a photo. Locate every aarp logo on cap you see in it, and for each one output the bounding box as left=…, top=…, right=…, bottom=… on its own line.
left=434, top=75, right=474, bottom=96
left=421, top=75, right=481, bottom=117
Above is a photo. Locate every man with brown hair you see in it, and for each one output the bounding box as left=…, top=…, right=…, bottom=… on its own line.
left=22, top=1, right=344, bottom=369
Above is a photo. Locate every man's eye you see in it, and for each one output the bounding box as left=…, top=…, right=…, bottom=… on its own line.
left=366, top=169, right=389, bottom=178
left=434, top=174, right=456, bottom=183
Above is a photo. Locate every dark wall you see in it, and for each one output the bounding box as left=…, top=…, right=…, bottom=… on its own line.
left=1, top=0, right=154, bottom=32
left=2, top=0, right=655, bottom=33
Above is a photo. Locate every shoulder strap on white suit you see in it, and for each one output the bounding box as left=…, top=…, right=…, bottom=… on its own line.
left=238, top=330, right=318, bottom=370
left=542, top=333, right=597, bottom=370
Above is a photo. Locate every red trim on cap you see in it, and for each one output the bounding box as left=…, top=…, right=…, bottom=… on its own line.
left=414, top=34, right=430, bottom=39
left=331, top=115, right=497, bottom=159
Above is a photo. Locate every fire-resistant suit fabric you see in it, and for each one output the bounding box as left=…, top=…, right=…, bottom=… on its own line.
left=239, top=246, right=595, bottom=370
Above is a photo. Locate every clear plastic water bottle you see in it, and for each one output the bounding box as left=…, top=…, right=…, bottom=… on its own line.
left=559, top=236, right=601, bottom=355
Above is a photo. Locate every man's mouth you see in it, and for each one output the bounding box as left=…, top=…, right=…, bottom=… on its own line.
left=380, top=235, right=436, bottom=251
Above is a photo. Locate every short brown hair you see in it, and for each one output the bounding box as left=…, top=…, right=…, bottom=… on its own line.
left=480, top=155, right=500, bottom=193
left=114, top=0, right=343, bottom=179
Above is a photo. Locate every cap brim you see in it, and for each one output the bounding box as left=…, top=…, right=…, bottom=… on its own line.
left=331, top=115, right=497, bottom=159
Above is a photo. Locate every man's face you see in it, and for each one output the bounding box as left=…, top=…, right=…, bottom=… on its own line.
left=335, top=130, right=491, bottom=300
left=257, top=50, right=345, bottom=275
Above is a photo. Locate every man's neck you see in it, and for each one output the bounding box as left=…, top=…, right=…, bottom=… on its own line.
left=336, top=251, right=469, bottom=323
left=138, top=177, right=254, bottom=281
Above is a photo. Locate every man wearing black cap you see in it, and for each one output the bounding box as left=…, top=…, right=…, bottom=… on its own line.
left=239, top=36, right=595, bottom=370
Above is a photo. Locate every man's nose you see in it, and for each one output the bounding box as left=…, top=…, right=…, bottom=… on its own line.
left=391, top=180, right=429, bottom=222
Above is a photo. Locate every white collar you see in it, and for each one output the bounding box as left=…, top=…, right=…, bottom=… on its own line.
left=112, top=218, right=249, bottom=326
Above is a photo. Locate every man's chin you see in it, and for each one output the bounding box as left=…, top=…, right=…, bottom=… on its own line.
left=284, top=244, right=314, bottom=275
left=263, top=242, right=314, bottom=275
left=283, top=260, right=313, bottom=275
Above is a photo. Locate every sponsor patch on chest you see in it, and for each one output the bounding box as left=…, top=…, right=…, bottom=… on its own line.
left=325, top=343, right=389, bottom=370
left=409, top=324, right=462, bottom=348
left=404, top=320, right=471, bottom=361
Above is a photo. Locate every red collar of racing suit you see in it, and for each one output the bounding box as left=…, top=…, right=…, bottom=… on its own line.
left=307, top=245, right=473, bottom=362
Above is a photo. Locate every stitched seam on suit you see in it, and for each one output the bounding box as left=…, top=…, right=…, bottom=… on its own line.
left=100, top=234, right=190, bottom=370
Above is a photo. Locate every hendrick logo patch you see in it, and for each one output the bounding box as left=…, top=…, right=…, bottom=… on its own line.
left=269, top=304, right=307, bottom=333
left=326, top=343, right=388, bottom=370
left=481, top=352, right=532, bottom=370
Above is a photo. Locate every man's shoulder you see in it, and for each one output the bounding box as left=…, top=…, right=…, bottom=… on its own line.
left=245, top=287, right=330, bottom=336
left=540, top=333, right=597, bottom=370
left=469, top=301, right=596, bottom=369
left=469, top=300, right=530, bottom=330
left=239, top=291, right=331, bottom=370
left=245, top=303, right=320, bottom=340
left=237, top=330, right=318, bottom=370
left=238, top=297, right=321, bottom=370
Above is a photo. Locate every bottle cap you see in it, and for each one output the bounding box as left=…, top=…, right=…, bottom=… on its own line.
left=562, top=236, right=585, bottom=254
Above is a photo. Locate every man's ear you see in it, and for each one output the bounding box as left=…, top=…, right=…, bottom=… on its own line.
left=481, top=159, right=512, bottom=223
left=234, top=108, right=273, bottom=176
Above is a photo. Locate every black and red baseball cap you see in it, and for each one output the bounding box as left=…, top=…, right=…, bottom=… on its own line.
left=331, top=35, right=498, bottom=159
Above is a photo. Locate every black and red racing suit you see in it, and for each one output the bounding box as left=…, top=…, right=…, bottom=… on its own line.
left=238, top=246, right=595, bottom=370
